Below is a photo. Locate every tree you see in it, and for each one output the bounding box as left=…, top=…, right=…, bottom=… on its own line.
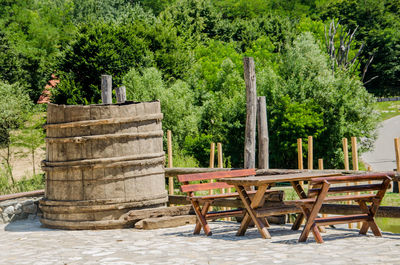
left=257, top=32, right=378, bottom=168
left=11, top=107, right=45, bottom=176
left=0, top=81, right=32, bottom=182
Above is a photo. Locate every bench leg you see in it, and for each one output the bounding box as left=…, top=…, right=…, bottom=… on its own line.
left=298, top=181, right=330, bottom=243
left=192, top=201, right=212, bottom=236
left=358, top=200, right=382, bottom=236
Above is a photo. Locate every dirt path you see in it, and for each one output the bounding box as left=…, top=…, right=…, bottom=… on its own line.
left=0, top=147, right=45, bottom=180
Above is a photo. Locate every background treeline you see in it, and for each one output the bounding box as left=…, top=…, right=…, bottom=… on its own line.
left=0, top=0, right=399, bottom=172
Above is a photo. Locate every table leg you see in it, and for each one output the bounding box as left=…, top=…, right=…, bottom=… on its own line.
left=291, top=181, right=307, bottom=230
left=236, top=184, right=271, bottom=239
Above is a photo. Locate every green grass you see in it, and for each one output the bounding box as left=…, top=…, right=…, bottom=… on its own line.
left=374, top=101, right=400, bottom=121
left=0, top=173, right=45, bottom=195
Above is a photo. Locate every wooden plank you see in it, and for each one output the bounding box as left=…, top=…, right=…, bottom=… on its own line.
left=223, top=172, right=341, bottom=186
left=243, top=57, right=257, bottom=169
left=134, top=215, right=197, bottom=230
left=177, top=169, right=256, bottom=182
left=308, top=183, right=383, bottom=195
left=181, top=182, right=233, bottom=193
left=257, top=96, right=269, bottom=169
left=286, top=194, right=377, bottom=204
left=125, top=205, right=192, bottom=222
left=256, top=205, right=301, bottom=217
left=314, top=214, right=369, bottom=226
left=44, top=113, right=163, bottom=129
left=0, top=189, right=44, bottom=202
left=205, top=209, right=245, bottom=218
left=101, top=75, right=112, bottom=104
left=310, top=173, right=394, bottom=184
left=320, top=204, right=400, bottom=218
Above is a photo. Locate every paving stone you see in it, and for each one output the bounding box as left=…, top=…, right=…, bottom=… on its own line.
left=1, top=218, right=400, bottom=264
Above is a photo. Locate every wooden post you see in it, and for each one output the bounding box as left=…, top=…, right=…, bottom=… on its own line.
left=342, top=138, right=349, bottom=171
left=101, top=75, right=112, bottom=104
left=367, top=166, right=373, bottom=194
left=308, top=136, right=313, bottom=170
left=297, top=138, right=303, bottom=170
left=318, top=159, right=323, bottom=170
left=210, top=142, right=216, bottom=169
left=115, top=86, right=126, bottom=103
left=395, top=137, right=400, bottom=192
left=297, top=138, right=304, bottom=186
left=395, top=138, right=400, bottom=172
left=209, top=142, right=215, bottom=196
left=217, top=143, right=223, bottom=169
left=257, top=96, right=269, bottom=169
left=351, top=137, right=359, bottom=171
left=243, top=57, right=257, bottom=169
left=351, top=136, right=360, bottom=228
left=319, top=159, right=327, bottom=220
left=167, top=130, right=173, bottom=195
left=343, top=137, right=352, bottom=228
left=217, top=142, right=228, bottom=217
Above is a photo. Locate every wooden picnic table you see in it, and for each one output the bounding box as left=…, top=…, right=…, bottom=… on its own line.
left=220, top=171, right=342, bottom=239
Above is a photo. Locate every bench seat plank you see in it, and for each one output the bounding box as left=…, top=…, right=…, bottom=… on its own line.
left=285, top=194, right=376, bottom=204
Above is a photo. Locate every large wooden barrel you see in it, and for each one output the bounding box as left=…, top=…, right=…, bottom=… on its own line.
left=39, top=101, right=168, bottom=229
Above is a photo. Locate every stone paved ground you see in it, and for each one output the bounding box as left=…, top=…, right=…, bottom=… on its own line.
left=1, top=218, right=400, bottom=265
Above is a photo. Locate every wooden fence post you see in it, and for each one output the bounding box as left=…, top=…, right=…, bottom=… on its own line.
left=308, top=136, right=313, bottom=170
left=318, top=159, right=323, bottom=170
left=343, top=137, right=352, bottom=228
left=342, top=138, right=349, bottom=171
left=297, top=138, right=303, bottom=170
left=395, top=137, right=400, bottom=191
left=257, top=96, right=269, bottom=169
left=351, top=137, right=359, bottom=171
left=115, top=86, right=126, bottom=103
left=297, top=138, right=303, bottom=186
left=101, top=75, right=112, bottom=104
left=243, top=57, right=257, bottom=169
left=351, top=136, right=361, bottom=228
left=167, top=130, right=173, bottom=195
left=209, top=142, right=215, bottom=196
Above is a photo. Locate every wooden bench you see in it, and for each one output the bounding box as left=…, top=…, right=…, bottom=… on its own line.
left=178, top=169, right=277, bottom=236
left=285, top=173, right=393, bottom=243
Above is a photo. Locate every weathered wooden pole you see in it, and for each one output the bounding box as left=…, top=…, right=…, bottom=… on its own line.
left=351, top=136, right=361, bottom=228
left=209, top=142, right=215, bottom=196
left=217, top=143, right=223, bottom=169
left=395, top=138, right=400, bottom=172
left=257, top=96, right=269, bottom=169
left=101, top=75, right=112, bottom=104
left=297, top=138, right=303, bottom=170
left=308, top=136, right=313, bottom=170
left=297, top=138, right=304, bottom=186
left=115, top=86, right=126, bottom=103
left=351, top=137, right=359, bottom=171
left=343, top=137, right=352, bottom=228
left=243, top=57, right=257, bottom=169
left=342, top=138, right=350, bottom=171
left=318, top=159, right=323, bottom=170
left=395, top=137, right=400, bottom=192
left=167, top=130, right=174, bottom=195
